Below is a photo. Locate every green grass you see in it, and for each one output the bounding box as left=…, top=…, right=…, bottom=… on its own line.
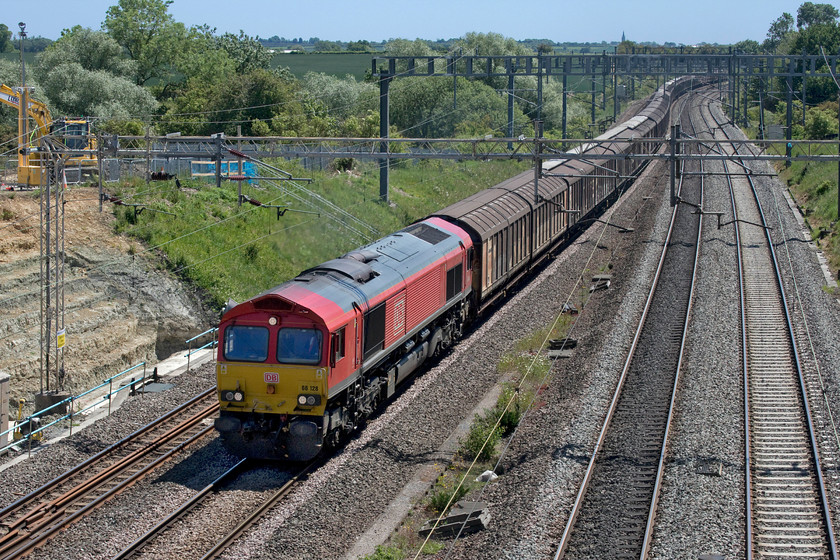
left=109, top=157, right=529, bottom=309
left=779, top=142, right=840, bottom=274
left=272, top=53, right=372, bottom=80
left=743, top=102, right=840, bottom=280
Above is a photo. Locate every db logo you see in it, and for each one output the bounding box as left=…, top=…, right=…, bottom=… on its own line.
left=264, top=372, right=280, bottom=383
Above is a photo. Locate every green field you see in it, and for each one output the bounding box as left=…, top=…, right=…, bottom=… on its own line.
left=272, top=53, right=373, bottom=80
left=0, top=52, right=36, bottom=67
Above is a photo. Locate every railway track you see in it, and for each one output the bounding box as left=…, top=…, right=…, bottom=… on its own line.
left=0, top=388, right=218, bottom=560
left=554, top=93, right=704, bottom=559
left=701, top=99, right=838, bottom=559
left=112, top=457, right=323, bottom=560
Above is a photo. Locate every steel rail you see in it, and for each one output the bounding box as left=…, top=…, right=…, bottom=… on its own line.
left=0, top=388, right=215, bottom=526
left=639, top=93, right=705, bottom=558
left=111, top=458, right=251, bottom=560
left=0, top=423, right=214, bottom=560
left=0, top=391, right=219, bottom=560
left=710, top=100, right=838, bottom=559
left=553, top=117, right=696, bottom=559
left=199, top=456, right=326, bottom=560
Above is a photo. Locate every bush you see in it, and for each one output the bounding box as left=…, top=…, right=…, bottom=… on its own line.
left=494, top=384, right=524, bottom=436
left=459, top=412, right=501, bottom=462
left=244, top=243, right=259, bottom=262
left=428, top=472, right=468, bottom=513
left=805, top=108, right=837, bottom=139
left=362, top=545, right=405, bottom=560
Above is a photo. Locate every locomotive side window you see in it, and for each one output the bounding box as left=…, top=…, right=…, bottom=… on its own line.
left=332, top=326, right=346, bottom=365
left=277, top=327, right=323, bottom=365
left=224, top=325, right=269, bottom=362
left=446, top=264, right=463, bottom=300
left=363, top=303, right=387, bottom=360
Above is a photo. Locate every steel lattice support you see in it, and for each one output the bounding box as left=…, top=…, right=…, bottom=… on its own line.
left=39, top=153, right=66, bottom=394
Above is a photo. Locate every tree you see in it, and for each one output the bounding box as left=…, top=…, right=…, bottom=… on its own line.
left=791, top=23, right=840, bottom=103
left=39, top=27, right=136, bottom=78
left=37, top=63, right=158, bottom=119
left=347, top=40, right=371, bottom=52
left=0, top=59, right=32, bottom=144
left=453, top=32, right=533, bottom=57
left=314, top=40, right=342, bottom=52
left=796, top=2, right=839, bottom=28
left=0, top=24, right=12, bottom=53
left=385, top=39, right=435, bottom=57
left=301, top=72, right=377, bottom=119
left=103, top=0, right=187, bottom=85
left=31, top=26, right=156, bottom=120
left=389, top=76, right=525, bottom=138
left=216, top=31, right=273, bottom=74
left=764, top=12, right=795, bottom=52
left=170, top=25, right=236, bottom=87
left=158, top=67, right=305, bottom=137
left=733, top=39, right=761, bottom=54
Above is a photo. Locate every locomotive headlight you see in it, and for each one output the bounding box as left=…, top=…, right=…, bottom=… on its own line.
left=296, top=394, right=322, bottom=407
left=222, top=390, right=245, bottom=402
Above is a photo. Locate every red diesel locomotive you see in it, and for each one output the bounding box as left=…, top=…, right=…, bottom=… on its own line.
left=215, top=218, right=474, bottom=460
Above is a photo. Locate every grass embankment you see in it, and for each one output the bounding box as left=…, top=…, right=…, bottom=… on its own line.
left=777, top=144, right=840, bottom=280
left=743, top=102, right=839, bottom=283
left=109, top=158, right=529, bottom=310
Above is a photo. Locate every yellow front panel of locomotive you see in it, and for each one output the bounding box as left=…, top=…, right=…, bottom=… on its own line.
left=216, top=361, right=327, bottom=415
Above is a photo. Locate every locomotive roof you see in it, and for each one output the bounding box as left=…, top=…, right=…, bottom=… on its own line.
left=233, top=217, right=468, bottom=328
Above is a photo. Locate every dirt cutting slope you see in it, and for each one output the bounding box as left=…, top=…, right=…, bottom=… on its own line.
left=0, top=187, right=215, bottom=404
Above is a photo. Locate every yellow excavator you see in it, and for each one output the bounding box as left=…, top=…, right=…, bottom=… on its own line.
left=0, top=83, right=97, bottom=187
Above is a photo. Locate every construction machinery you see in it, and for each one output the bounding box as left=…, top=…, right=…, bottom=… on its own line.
left=12, top=398, right=42, bottom=443
left=0, top=83, right=96, bottom=187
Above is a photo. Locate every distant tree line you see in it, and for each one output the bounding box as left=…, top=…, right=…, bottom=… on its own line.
left=1, top=0, right=836, bottom=150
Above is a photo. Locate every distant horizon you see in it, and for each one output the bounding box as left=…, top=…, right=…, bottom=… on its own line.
left=3, top=0, right=805, bottom=46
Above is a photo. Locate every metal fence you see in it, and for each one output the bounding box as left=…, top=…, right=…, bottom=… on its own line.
left=0, top=326, right=219, bottom=458
left=0, top=362, right=149, bottom=457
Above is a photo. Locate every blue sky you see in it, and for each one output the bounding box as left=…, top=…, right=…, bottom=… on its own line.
left=3, top=0, right=834, bottom=45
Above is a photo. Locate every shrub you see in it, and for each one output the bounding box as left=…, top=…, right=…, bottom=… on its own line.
left=805, top=108, right=837, bottom=139
left=494, top=384, right=524, bottom=436
left=244, top=244, right=259, bottom=262
left=428, top=472, right=468, bottom=513
left=459, top=412, right=501, bottom=462
left=362, top=545, right=405, bottom=560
